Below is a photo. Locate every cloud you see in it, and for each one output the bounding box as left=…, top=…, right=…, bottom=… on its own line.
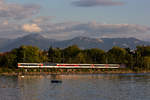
left=72, top=0, right=124, bottom=7
left=0, top=0, right=40, bottom=20
left=0, top=21, right=23, bottom=38
left=0, top=0, right=42, bottom=38
left=2, top=20, right=8, bottom=25
left=42, top=22, right=150, bottom=34
left=0, top=0, right=149, bottom=40
left=30, top=16, right=54, bottom=24
left=38, top=22, right=150, bottom=40
left=0, top=20, right=150, bottom=40
left=72, top=23, right=150, bottom=34
left=22, top=24, right=42, bottom=33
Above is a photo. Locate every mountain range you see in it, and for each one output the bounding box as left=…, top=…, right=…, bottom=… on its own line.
left=0, top=34, right=150, bottom=52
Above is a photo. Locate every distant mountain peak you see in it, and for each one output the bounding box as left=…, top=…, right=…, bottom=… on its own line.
left=96, top=38, right=103, bottom=43
left=22, top=34, right=45, bottom=39
left=72, top=36, right=91, bottom=40
left=72, top=36, right=103, bottom=43
left=0, top=35, right=150, bottom=52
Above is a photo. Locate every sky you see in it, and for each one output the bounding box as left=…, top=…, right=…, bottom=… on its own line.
left=0, top=0, right=150, bottom=40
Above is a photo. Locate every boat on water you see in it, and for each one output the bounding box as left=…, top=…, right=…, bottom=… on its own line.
left=51, top=80, right=62, bottom=83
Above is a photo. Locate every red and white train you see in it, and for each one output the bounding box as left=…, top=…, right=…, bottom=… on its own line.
left=18, top=63, right=122, bottom=69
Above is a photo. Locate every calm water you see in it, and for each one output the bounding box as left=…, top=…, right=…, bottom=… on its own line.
left=0, top=74, right=150, bottom=100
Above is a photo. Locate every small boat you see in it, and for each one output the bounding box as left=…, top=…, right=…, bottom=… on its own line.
left=51, top=80, right=62, bottom=83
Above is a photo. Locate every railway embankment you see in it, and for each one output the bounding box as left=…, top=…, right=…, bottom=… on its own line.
left=0, top=68, right=150, bottom=76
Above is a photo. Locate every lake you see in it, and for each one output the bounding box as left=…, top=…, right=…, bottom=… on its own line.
left=0, top=73, right=150, bottom=100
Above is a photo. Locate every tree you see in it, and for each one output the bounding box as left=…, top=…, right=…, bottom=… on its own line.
left=107, top=46, right=128, bottom=64
left=63, top=45, right=80, bottom=63
left=136, top=46, right=150, bottom=56
left=135, top=46, right=150, bottom=69
left=143, top=56, right=150, bottom=70
left=87, top=48, right=106, bottom=64
left=39, top=50, right=48, bottom=62
left=48, top=47, right=62, bottom=63
left=0, top=52, right=17, bottom=68
left=63, top=45, right=80, bottom=57
left=16, top=45, right=42, bottom=63
left=124, top=48, right=134, bottom=69
left=74, top=52, right=86, bottom=63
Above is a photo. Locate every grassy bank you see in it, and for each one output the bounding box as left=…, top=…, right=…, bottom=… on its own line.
left=0, top=68, right=19, bottom=76
left=0, top=68, right=150, bottom=76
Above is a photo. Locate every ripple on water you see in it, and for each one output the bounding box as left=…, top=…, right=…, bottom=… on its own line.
left=0, top=74, right=150, bottom=100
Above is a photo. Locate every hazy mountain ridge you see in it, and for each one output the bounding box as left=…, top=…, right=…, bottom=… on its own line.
left=0, top=34, right=55, bottom=52
left=0, top=34, right=150, bottom=52
left=0, top=38, right=13, bottom=50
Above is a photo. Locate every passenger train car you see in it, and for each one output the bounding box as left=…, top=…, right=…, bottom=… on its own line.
left=18, top=63, right=121, bottom=69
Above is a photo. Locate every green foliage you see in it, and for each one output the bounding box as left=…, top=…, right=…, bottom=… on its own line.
left=134, top=46, right=150, bottom=70
left=143, top=57, right=150, bottom=69
left=87, top=48, right=106, bottom=64
left=0, top=52, right=17, bottom=68
left=107, top=46, right=127, bottom=64
left=74, top=52, right=86, bottom=63
left=136, top=46, right=150, bottom=56
left=48, top=47, right=62, bottom=63
left=61, top=45, right=81, bottom=63
left=63, top=45, right=80, bottom=57
left=0, top=45, right=45, bottom=69
left=16, top=45, right=42, bottom=63
left=1, top=45, right=150, bottom=71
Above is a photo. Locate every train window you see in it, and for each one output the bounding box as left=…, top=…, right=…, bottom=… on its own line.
left=19, top=64, right=39, bottom=66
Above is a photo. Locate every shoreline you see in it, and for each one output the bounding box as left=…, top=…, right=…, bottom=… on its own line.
left=1, top=69, right=150, bottom=76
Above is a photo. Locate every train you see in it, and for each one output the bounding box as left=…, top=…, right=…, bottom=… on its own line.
left=18, top=63, right=123, bottom=69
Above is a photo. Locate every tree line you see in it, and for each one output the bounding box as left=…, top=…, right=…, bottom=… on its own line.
left=0, top=45, right=150, bottom=70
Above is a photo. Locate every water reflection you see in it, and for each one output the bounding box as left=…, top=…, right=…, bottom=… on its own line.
left=0, top=76, right=21, bottom=100
left=0, top=74, right=150, bottom=100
